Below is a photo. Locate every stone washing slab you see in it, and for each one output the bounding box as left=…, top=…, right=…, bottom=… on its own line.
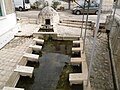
left=29, top=45, right=42, bottom=51
left=3, top=87, right=24, bottom=90
left=14, top=65, right=34, bottom=78
left=23, top=53, right=39, bottom=62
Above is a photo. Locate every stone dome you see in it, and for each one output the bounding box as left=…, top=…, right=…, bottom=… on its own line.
left=38, top=6, right=59, bottom=26
left=39, top=6, right=57, bottom=17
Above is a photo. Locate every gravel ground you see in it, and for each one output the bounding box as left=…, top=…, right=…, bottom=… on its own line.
left=85, top=31, right=114, bottom=90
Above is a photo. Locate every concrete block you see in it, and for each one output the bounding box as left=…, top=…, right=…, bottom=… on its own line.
left=72, top=47, right=82, bottom=52
left=69, top=73, right=87, bottom=85
left=73, top=40, right=83, bottom=44
left=57, top=36, right=80, bottom=40
left=33, top=32, right=57, bottom=35
left=33, top=32, right=57, bottom=40
left=29, top=45, right=42, bottom=51
left=82, top=61, right=88, bottom=74
left=71, top=58, right=85, bottom=64
left=33, top=38, right=44, bottom=45
left=83, top=81, right=92, bottom=90
left=3, top=87, right=24, bottom=90
left=23, top=53, right=39, bottom=62
left=81, top=52, right=86, bottom=59
left=14, top=65, right=34, bottom=78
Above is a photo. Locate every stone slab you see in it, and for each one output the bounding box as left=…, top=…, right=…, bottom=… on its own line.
left=71, top=58, right=85, bottom=64
left=3, top=87, right=24, bottom=90
left=33, top=38, right=44, bottom=45
left=69, top=73, right=87, bottom=85
left=14, top=65, right=34, bottom=78
left=33, top=32, right=57, bottom=35
left=72, top=47, right=82, bottom=52
left=23, top=53, right=39, bottom=61
left=29, top=45, right=42, bottom=51
left=58, top=23, right=91, bottom=29
left=73, top=40, right=83, bottom=44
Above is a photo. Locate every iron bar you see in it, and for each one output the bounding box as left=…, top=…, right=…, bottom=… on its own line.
left=87, top=0, right=103, bottom=86
left=83, top=0, right=90, bottom=53
left=80, top=0, right=86, bottom=38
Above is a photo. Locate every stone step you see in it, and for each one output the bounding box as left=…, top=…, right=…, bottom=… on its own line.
left=29, top=45, right=42, bottom=51
left=69, top=73, right=87, bottom=85
left=23, top=53, right=39, bottom=62
left=58, top=23, right=91, bottom=29
left=71, top=58, right=85, bottom=64
left=3, top=87, right=24, bottom=90
left=61, top=20, right=92, bottom=25
left=14, top=65, right=34, bottom=78
left=33, top=38, right=44, bottom=45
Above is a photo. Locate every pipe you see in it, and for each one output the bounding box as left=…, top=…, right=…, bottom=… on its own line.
left=83, top=0, right=90, bottom=53
left=80, top=0, right=86, bottom=38
left=87, top=0, right=103, bottom=86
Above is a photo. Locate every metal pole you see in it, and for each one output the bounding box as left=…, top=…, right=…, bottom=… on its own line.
left=83, top=0, right=90, bottom=53
left=80, top=0, right=86, bottom=38
left=87, top=0, right=103, bottom=86
left=110, top=0, right=118, bottom=32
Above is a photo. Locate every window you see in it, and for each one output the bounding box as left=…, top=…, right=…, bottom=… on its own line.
left=25, top=0, right=30, bottom=4
left=45, top=19, right=50, bottom=25
left=0, top=5, right=2, bottom=16
left=0, top=0, right=2, bottom=16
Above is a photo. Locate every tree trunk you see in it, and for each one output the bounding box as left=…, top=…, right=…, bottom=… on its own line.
left=68, top=0, right=71, bottom=10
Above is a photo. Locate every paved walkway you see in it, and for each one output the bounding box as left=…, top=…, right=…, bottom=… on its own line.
left=0, top=23, right=38, bottom=90
left=15, top=23, right=38, bottom=37
left=0, top=37, right=34, bottom=90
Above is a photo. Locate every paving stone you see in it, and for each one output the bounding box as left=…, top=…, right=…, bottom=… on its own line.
left=0, top=37, right=34, bottom=89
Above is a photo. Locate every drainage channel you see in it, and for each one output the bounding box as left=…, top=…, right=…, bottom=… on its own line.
left=16, top=40, right=83, bottom=90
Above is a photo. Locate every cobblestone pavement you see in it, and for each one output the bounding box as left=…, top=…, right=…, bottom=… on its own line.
left=0, top=37, right=33, bottom=89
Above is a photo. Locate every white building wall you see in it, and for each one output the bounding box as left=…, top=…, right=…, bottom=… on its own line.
left=0, top=13, right=18, bottom=49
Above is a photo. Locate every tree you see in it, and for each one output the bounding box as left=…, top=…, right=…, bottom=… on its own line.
left=33, top=1, right=41, bottom=9
left=61, top=0, right=76, bottom=10
left=51, top=0, right=61, bottom=10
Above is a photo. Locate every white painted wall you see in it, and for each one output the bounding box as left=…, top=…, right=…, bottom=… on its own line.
left=0, top=13, right=18, bottom=49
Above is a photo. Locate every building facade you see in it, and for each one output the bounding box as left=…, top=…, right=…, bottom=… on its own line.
left=0, top=0, right=18, bottom=49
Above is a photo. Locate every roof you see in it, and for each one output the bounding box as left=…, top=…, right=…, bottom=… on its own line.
left=39, top=6, right=58, bottom=17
